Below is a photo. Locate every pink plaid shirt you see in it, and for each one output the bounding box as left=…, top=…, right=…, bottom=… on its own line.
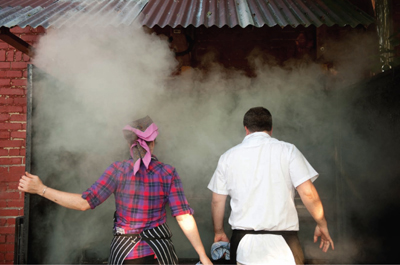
left=82, top=156, right=194, bottom=259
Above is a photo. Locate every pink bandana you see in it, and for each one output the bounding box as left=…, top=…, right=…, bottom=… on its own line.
left=123, top=117, right=159, bottom=175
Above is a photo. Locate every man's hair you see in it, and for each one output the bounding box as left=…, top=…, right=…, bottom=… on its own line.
left=243, top=107, right=272, bottom=132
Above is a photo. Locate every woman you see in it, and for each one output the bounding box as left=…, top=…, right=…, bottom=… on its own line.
left=19, top=116, right=212, bottom=265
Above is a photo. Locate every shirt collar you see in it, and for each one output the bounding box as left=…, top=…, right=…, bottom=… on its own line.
left=243, top=131, right=271, bottom=142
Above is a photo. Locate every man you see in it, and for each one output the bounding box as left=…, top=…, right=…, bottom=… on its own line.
left=208, top=107, right=334, bottom=265
left=19, top=116, right=212, bottom=265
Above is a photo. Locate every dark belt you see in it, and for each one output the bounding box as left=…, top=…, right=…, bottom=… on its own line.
left=229, top=230, right=304, bottom=265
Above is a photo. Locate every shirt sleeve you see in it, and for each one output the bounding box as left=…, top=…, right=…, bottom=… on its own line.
left=81, top=162, right=118, bottom=209
left=207, top=155, right=229, bottom=195
left=168, top=168, right=194, bottom=217
left=289, top=145, right=319, bottom=188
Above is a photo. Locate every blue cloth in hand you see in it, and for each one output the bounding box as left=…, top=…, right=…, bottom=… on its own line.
left=211, top=241, right=230, bottom=260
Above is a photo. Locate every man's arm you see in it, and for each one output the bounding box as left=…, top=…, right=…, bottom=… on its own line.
left=211, top=192, right=229, bottom=243
left=175, top=214, right=212, bottom=265
left=18, top=172, right=91, bottom=211
left=296, top=180, right=334, bottom=252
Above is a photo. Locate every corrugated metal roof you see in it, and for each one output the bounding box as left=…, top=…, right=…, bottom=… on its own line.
left=0, top=0, right=375, bottom=29
left=0, top=0, right=148, bottom=28
left=0, top=0, right=58, bottom=8
left=140, top=0, right=376, bottom=28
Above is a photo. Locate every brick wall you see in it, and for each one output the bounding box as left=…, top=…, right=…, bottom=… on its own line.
left=0, top=26, right=45, bottom=264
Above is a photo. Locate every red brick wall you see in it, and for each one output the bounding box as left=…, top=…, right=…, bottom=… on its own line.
left=0, top=26, right=45, bottom=264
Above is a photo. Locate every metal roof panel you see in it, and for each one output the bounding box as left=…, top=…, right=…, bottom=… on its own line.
left=0, top=0, right=375, bottom=29
left=0, top=0, right=148, bottom=28
left=0, top=0, right=58, bottom=8
left=141, top=0, right=375, bottom=28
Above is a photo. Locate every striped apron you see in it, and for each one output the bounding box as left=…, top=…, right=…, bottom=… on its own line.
left=108, top=223, right=178, bottom=265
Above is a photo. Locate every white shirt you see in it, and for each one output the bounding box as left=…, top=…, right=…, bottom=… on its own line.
left=208, top=132, right=318, bottom=264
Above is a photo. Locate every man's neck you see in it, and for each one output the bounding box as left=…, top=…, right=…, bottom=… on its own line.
left=246, top=130, right=272, bottom=136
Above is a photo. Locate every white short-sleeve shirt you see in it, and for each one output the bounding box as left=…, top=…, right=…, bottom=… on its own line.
left=208, top=132, right=318, bottom=264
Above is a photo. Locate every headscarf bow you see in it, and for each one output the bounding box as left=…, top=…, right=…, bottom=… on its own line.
left=123, top=116, right=159, bottom=175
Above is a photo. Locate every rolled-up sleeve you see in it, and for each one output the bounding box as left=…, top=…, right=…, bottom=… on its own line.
left=82, top=163, right=118, bottom=209
left=168, top=168, right=194, bottom=217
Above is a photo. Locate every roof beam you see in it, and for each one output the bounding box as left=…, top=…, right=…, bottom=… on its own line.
left=0, top=26, right=35, bottom=57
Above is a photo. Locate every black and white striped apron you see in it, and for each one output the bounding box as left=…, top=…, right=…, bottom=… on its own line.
left=108, top=223, right=178, bottom=265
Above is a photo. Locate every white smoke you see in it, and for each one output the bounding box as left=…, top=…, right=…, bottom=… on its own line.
left=29, top=15, right=380, bottom=263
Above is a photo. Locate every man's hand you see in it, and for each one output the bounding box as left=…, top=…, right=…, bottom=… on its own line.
left=214, top=232, right=229, bottom=243
left=211, top=193, right=228, bottom=243
left=314, top=224, right=334, bottom=252
left=18, top=172, right=45, bottom=195
left=297, top=180, right=334, bottom=253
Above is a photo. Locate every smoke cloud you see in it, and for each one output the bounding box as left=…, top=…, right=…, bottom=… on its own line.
left=27, top=13, right=388, bottom=263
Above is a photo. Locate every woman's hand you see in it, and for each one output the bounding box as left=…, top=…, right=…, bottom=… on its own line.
left=18, top=172, right=45, bottom=195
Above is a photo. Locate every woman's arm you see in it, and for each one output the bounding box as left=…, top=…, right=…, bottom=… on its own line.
left=18, top=172, right=91, bottom=211
left=176, top=214, right=212, bottom=265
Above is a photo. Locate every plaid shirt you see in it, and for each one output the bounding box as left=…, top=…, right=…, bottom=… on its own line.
left=82, top=156, right=194, bottom=260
